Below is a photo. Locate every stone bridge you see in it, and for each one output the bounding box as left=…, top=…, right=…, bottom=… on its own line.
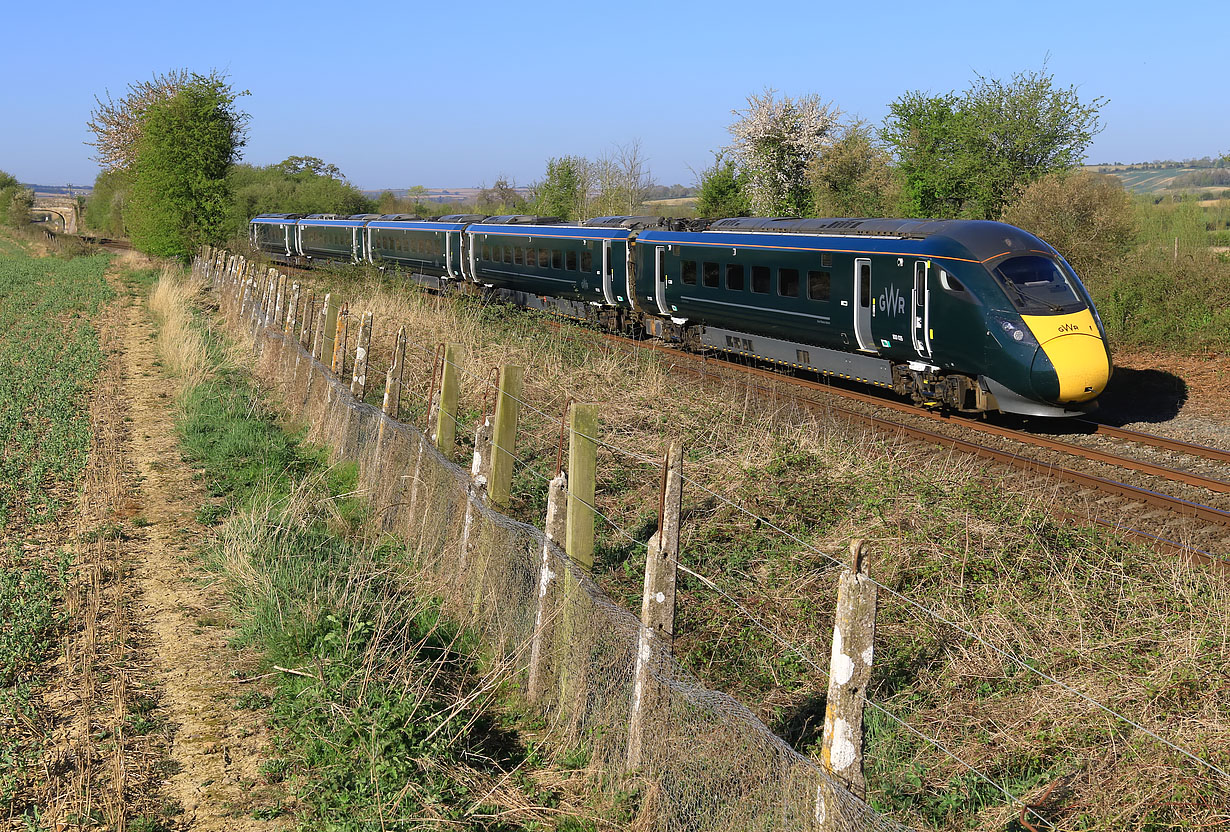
left=32, top=196, right=81, bottom=234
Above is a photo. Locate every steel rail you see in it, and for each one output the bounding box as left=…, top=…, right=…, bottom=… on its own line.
left=1079, top=420, right=1230, bottom=465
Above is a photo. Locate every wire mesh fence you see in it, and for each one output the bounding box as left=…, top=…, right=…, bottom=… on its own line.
left=196, top=248, right=916, bottom=832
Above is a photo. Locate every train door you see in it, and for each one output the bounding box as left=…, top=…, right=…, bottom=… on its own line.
left=912, top=260, right=932, bottom=359
left=653, top=246, right=670, bottom=315
left=445, top=233, right=457, bottom=279
left=601, top=240, right=616, bottom=304
left=853, top=258, right=877, bottom=352
left=351, top=227, right=360, bottom=263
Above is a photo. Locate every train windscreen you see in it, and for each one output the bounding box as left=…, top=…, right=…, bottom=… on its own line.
left=992, top=255, right=1084, bottom=315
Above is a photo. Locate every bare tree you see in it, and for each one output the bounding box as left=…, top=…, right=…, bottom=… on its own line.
left=86, top=69, right=192, bottom=172
left=616, top=139, right=655, bottom=214
left=725, top=88, right=841, bottom=216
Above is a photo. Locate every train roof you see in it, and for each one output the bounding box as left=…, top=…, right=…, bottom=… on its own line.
left=483, top=214, right=566, bottom=225
left=702, top=217, right=1052, bottom=263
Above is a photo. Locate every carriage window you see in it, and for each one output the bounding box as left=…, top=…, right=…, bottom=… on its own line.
left=581, top=250, right=593, bottom=272
left=725, top=264, right=745, bottom=291
left=526, top=248, right=537, bottom=267
left=606, top=247, right=616, bottom=275
left=567, top=250, right=578, bottom=271
left=540, top=248, right=551, bottom=268
left=514, top=247, right=524, bottom=265
left=807, top=270, right=830, bottom=301
left=751, top=265, right=770, bottom=294
left=778, top=268, right=799, bottom=297
left=503, top=246, right=513, bottom=264
left=482, top=245, right=491, bottom=260
left=682, top=260, right=697, bottom=285
left=703, top=261, right=719, bottom=287
left=859, top=263, right=871, bottom=307
left=552, top=249, right=563, bottom=269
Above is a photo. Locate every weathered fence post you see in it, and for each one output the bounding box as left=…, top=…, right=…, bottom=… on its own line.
left=816, top=538, right=877, bottom=825
left=433, top=343, right=461, bottom=456
left=527, top=472, right=568, bottom=703
left=272, top=270, right=286, bottom=328
left=627, top=442, right=682, bottom=769
left=350, top=311, right=373, bottom=398
left=381, top=327, right=406, bottom=419
left=300, top=289, right=315, bottom=348
left=331, top=303, right=349, bottom=376
left=487, top=365, right=524, bottom=509
left=318, top=294, right=336, bottom=363
left=566, top=404, right=598, bottom=571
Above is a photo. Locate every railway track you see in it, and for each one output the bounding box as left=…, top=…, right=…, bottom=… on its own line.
left=564, top=326, right=1230, bottom=571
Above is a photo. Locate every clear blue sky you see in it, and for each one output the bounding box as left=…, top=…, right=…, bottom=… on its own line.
left=2, top=0, right=1225, bottom=190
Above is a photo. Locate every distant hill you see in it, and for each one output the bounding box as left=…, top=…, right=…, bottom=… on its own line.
left=1084, top=163, right=1230, bottom=194
left=22, top=184, right=93, bottom=197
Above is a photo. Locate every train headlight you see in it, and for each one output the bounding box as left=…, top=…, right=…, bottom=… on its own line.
left=989, top=312, right=1038, bottom=348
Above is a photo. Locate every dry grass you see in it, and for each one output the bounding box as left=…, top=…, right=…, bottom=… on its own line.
left=230, top=261, right=1230, bottom=830
left=149, top=264, right=212, bottom=393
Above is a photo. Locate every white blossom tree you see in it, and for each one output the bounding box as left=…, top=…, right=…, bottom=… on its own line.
left=725, top=88, right=841, bottom=216
left=86, top=70, right=191, bottom=172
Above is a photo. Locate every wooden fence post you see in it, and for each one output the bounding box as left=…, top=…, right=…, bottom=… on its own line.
left=527, top=472, right=567, bottom=703
left=818, top=539, right=876, bottom=818
left=331, top=303, right=349, bottom=376
left=273, top=270, right=286, bottom=328
left=350, top=311, right=373, bottom=398
left=319, top=294, right=336, bottom=363
left=566, top=404, right=598, bottom=572
left=433, top=343, right=461, bottom=456
left=487, top=365, right=524, bottom=509
left=300, top=289, right=315, bottom=348
left=381, top=327, right=406, bottom=418
left=285, top=282, right=300, bottom=336
left=627, top=442, right=682, bottom=769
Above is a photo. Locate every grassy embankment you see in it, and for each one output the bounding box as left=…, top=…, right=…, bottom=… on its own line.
left=150, top=270, right=629, bottom=830
left=0, top=233, right=113, bottom=815
left=268, top=259, right=1230, bottom=830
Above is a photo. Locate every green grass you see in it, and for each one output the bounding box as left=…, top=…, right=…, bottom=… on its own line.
left=170, top=296, right=616, bottom=830
left=0, top=233, right=113, bottom=817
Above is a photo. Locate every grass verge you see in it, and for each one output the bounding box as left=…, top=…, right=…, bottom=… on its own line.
left=153, top=268, right=628, bottom=830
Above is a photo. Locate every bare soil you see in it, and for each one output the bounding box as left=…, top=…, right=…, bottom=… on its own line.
left=35, top=259, right=291, bottom=830
left=1099, top=348, right=1229, bottom=447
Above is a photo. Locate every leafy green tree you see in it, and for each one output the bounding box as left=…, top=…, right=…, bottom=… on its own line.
left=534, top=156, right=590, bottom=220
left=227, top=156, right=374, bottom=233
left=0, top=170, right=34, bottom=227
left=476, top=177, right=527, bottom=213
left=125, top=74, right=248, bottom=257
left=883, top=69, right=1106, bottom=220
left=808, top=120, right=901, bottom=218
left=84, top=168, right=133, bottom=235
left=1000, top=171, right=1136, bottom=279
left=725, top=89, right=840, bottom=216
left=695, top=155, right=749, bottom=218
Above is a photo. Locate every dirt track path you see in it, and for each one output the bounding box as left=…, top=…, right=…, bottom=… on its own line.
left=41, top=270, right=292, bottom=830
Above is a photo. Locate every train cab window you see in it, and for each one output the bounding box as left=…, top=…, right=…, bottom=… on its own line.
left=552, top=249, right=563, bottom=269
left=725, top=264, right=745, bottom=291
left=539, top=248, right=550, bottom=268
left=778, top=268, right=799, bottom=297
left=567, top=250, right=578, bottom=271
left=581, top=251, right=593, bottom=272
left=682, top=260, right=697, bottom=285
left=514, top=247, right=524, bottom=265
left=751, top=265, right=770, bottom=294
left=702, top=262, right=719, bottom=288
left=807, top=270, right=830, bottom=301
left=526, top=248, right=537, bottom=267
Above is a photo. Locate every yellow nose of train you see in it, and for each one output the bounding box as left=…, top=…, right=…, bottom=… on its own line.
left=1021, top=309, right=1111, bottom=404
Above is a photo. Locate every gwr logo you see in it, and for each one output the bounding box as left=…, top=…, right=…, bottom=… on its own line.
left=1057, top=323, right=1080, bottom=333
left=878, top=285, right=906, bottom=316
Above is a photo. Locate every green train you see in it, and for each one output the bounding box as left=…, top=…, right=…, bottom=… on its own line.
left=251, top=212, right=1112, bottom=417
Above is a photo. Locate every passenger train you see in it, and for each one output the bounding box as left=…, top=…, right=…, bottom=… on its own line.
left=250, top=212, right=1112, bottom=417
